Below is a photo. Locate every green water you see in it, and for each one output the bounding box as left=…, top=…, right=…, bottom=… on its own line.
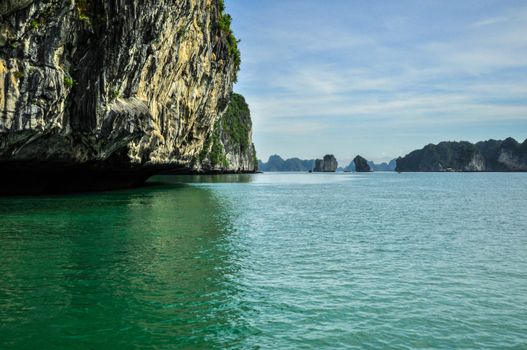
left=1, top=173, right=526, bottom=349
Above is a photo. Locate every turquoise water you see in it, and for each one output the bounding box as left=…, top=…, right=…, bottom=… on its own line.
left=1, top=173, right=526, bottom=349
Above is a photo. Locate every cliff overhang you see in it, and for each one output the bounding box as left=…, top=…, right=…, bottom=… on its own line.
left=0, top=0, right=255, bottom=194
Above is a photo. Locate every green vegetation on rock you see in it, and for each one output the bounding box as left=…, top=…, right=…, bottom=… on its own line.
left=218, top=0, right=241, bottom=80
left=64, top=75, right=75, bottom=88
left=111, top=88, right=120, bottom=100
left=30, top=19, right=40, bottom=30
left=210, top=130, right=229, bottom=168
left=199, top=122, right=229, bottom=168
left=220, top=93, right=251, bottom=153
left=198, top=92, right=255, bottom=171
left=13, top=71, right=24, bottom=80
left=75, top=0, right=91, bottom=25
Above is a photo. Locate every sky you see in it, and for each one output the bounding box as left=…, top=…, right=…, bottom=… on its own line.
left=226, top=0, right=527, bottom=164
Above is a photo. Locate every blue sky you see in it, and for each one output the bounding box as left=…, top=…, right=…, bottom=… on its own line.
left=226, top=0, right=527, bottom=163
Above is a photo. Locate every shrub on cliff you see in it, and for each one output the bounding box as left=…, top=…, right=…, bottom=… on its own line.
left=217, top=0, right=241, bottom=80
left=221, top=93, right=252, bottom=153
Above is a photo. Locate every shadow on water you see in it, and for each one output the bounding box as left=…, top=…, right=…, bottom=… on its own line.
left=0, top=183, right=254, bottom=349
left=149, top=174, right=255, bottom=184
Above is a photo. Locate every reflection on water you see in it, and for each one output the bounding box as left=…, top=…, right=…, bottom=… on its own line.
left=0, top=183, right=254, bottom=349
left=150, top=174, right=255, bottom=184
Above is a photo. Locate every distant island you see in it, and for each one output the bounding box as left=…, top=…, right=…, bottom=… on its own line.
left=313, top=155, right=338, bottom=172
left=258, top=154, right=396, bottom=172
left=396, top=138, right=527, bottom=172
left=337, top=159, right=397, bottom=172
left=353, top=155, right=371, bottom=172
left=258, top=155, right=315, bottom=172
left=258, top=138, right=527, bottom=173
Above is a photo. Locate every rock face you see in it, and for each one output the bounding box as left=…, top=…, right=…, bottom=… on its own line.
left=476, top=138, right=527, bottom=171
left=0, top=0, right=254, bottom=193
left=396, top=138, right=527, bottom=172
left=197, top=93, right=256, bottom=173
left=313, top=154, right=338, bottom=172
left=0, top=0, right=34, bottom=16
left=313, top=159, right=324, bottom=172
left=353, top=155, right=371, bottom=172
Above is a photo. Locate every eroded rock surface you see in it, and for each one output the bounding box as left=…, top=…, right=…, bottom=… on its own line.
left=0, top=0, right=254, bottom=193
left=0, top=0, right=34, bottom=16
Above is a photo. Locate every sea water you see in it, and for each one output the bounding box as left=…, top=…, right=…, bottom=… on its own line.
left=1, top=172, right=526, bottom=349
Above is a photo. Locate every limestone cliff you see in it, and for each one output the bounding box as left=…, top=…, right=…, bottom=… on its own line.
left=313, top=154, right=337, bottom=172
left=197, top=93, right=256, bottom=173
left=0, top=0, right=253, bottom=193
left=353, top=155, right=371, bottom=172
left=396, top=138, right=527, bottom=172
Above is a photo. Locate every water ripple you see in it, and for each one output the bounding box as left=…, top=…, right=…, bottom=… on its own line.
left=0, top=173, right=526, bottom=349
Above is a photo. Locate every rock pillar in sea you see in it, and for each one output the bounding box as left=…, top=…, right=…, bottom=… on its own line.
left=354, top=155, right=372, bottom=172
left=313, top=154, right=338, bottom=172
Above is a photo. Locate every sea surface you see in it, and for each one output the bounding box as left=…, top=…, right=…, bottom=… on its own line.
left=1, top=172, right=526, bottom=349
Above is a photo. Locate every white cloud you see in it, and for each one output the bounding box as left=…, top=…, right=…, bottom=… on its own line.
left=231, top=0, right=527, bottom=160
left=471, top=16, right=509, bottom=28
